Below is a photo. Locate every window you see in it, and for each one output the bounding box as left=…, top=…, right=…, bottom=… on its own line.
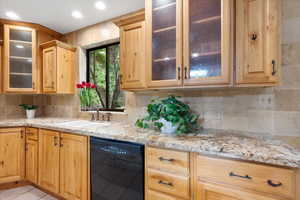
left=86, top=43, right=124, bottom=112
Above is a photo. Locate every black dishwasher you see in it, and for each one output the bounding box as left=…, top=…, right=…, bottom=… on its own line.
left=90, top=137, right=144, bottom=200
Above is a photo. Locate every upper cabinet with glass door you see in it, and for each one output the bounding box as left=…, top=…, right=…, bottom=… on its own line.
left=145, top=0, right=234, bottom=88
left=183, top=0, right=233, bottom=86
left=3, top=25, right=37, bottom=93
left=146, top=0, right=183, bottom=88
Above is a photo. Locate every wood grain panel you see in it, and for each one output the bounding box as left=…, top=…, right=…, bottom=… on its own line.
left=38, top=129, right=60, bottom=194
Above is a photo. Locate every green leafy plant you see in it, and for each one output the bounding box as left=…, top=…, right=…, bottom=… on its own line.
left=135, top=96, right=201, bottom=135
left=19, top=104, right=38, bottom=110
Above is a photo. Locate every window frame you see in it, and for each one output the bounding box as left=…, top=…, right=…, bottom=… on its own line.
left=86, top=42, right=124, bottom=112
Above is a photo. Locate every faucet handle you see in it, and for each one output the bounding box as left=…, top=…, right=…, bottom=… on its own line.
left=106, top=113, right=112, bottom=122
left=91, top=113, right=96, bottom=121
left=96, top=108, right=100, bottom=121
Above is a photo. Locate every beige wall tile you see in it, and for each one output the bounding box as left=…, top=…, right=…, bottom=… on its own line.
left=273, top=111, right=300, bottom=136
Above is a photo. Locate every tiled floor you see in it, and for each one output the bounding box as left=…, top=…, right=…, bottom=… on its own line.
left=0, top=185, right=57, bottom=200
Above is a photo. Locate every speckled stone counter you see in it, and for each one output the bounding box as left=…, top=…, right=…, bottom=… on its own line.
left=0, top=118, right=300, bottom=169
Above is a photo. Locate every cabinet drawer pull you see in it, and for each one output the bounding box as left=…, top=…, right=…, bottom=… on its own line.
left=0, top=161, right=4, bottom=166
left=229, top=172, right=252, bottom=180
left=178, top=66, right=181, bottom=80
left=158, top=157, right=175, bottom=163
left=158, top=180, right=173, bottom=187
left=267, top=180, right=282, bottom=187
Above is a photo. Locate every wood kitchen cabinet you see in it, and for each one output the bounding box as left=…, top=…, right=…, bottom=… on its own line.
left=38, top=129, right=89, bottom=200
left=0, top=128, right=25, bottom=184
left=0, top=42, right=3, bottom=93
left=3, top=25, right=37, bottom=93
left=145, top=0, right=234, bottom=88
left=60, top=133, right=88, bottom=200
left=38, top=129, right=60, bottom=194
left=40, top=40, right=76, bottom=94
left=196, top=181, right=281, bottom=200
left=114, top=10, right=146, bottom=90
left=194, top=154, right=297, bottom=200
left=145, top=147, right=191, bottom=200
left=25, top=128, right=38, bottom=184
left=236, top=0, right=281, bottom=86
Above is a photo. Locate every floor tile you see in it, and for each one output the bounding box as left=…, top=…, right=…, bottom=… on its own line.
left=0, top=186, right=57, bottom=200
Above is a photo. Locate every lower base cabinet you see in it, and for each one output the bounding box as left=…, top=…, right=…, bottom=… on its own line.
left=38, top=129, right=89, bottom=200
left=60, top=133, right=88, bottom=200
left=0, top=128, right=25, bottom=184
left=25, top=139, right=38, bottom=184
left=38, top=129, right=60, bottom=194
left=25, top=128, right=39, bottom=184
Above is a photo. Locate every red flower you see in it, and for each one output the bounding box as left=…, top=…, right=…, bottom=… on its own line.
left=91, top=84, right=96, bottom=89
left=76, top=84, right=82, bottom=89
left=86, top=82, right=91, bottom=88
left=81, top=81, right=86, bottom=86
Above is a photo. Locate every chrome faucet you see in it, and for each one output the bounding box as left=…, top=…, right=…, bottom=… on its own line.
left=90, top=109, right=112, bottom=122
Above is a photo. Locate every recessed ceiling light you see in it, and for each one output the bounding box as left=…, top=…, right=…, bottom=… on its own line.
left=95, top=1, right=106, bottom=10
left=6, top=11, right=20, bottom=20
left=72, top=11, right=83, bottom=19
left=16, top=45, right=24, bottom=49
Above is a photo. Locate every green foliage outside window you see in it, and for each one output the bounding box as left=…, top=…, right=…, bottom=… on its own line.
left=87, top=43, right=124, bottom=111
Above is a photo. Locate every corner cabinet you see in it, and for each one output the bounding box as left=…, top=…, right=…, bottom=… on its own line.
left=145, top=0, right=234, bottom=88
left=236, top=0, right=281, bottom=86
left=3, top=25, right=37, bottom=93
left=114, top=11, right=146, bottom=90
left=40, top=40, right=76, bottom=94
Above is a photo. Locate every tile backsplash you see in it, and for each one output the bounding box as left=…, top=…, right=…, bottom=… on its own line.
left=1, top=0, right=300, bottom=140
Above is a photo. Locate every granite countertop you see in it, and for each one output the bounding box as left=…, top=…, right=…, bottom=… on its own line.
left=0, top=118, right=300, bottom=169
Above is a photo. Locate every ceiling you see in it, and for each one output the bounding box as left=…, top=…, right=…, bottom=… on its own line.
left=0, top=0, right=145, bottom=34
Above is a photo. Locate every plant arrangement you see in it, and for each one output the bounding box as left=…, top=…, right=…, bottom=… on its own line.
left=19, top=104, right=39, bottom=119
left=135, top=96, right=201, bottom=135
left=76, top=82, right=96, bottom=109
left=19, top=104, right=38, bottom=110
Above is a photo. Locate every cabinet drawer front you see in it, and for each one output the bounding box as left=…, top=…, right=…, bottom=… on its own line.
left=148, top=169, right=189, bottom=199
left=26, top=128, right=38, bottom=140
left=147, top=147, right=189, bottom=175
left=196, top=155, right=295, bottom=199
left=148, top=190, right=183, bottom=200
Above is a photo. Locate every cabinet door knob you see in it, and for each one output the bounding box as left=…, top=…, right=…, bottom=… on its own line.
left=184, top=66, right=188, bottom=79
left=272, top=60, right=276, bottom=76
left=20, top=130, right=24, bottom=139
left=251, top=33, right=258, bottom=41
left=54, top=136, right=58, bottom=146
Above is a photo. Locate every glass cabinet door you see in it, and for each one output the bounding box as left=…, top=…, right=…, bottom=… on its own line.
left=4, top=25, right=36, bottom=92
left=183, top=0, right=233, bottom=86
left=146, top=0, right=182, bottom=87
